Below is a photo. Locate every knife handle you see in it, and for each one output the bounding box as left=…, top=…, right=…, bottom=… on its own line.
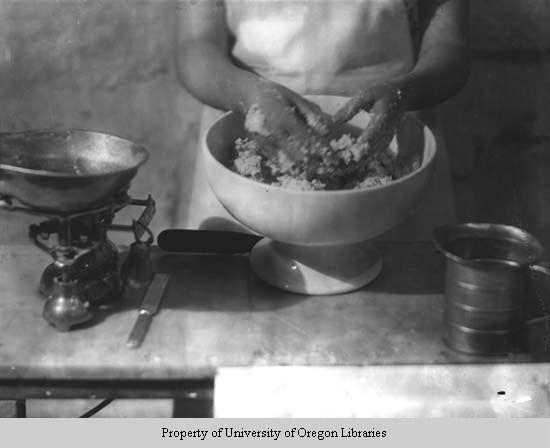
left=157, top=229, right=262, bottom=254
left=126, top=310, right=152, bottom=349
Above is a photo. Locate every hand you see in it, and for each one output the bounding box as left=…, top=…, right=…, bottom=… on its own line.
left=243, top=80, right=332, bottom=164
left=394, top=112, right=424, bottom=170
left=333, top=82, right=406, bottom=160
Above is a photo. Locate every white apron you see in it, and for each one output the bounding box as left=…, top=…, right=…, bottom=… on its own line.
left=181, top=0, right=456, bottom=242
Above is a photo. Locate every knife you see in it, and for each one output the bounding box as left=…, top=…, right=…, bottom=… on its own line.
left=157, top=229, right=262, bottom=254
left=126, top=273, right=170, bottom=349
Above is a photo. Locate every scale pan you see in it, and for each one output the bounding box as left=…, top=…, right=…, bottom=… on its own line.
left=0, top=129, right=148, bottom=213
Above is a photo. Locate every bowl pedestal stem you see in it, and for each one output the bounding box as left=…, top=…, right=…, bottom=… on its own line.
left=249, top=238, right=383, bottom=295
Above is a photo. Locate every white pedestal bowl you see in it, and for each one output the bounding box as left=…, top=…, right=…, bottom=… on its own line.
left=202, top=96, right=437, bottom=295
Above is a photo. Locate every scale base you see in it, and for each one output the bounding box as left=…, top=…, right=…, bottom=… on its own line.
left=250, top=238, right=383, bottom=295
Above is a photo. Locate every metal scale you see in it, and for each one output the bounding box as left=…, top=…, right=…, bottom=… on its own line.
left=0, top=129, right=156, bottom=331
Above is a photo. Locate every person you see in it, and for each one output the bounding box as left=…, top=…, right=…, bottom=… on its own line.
left=175, top=0, right=470, bottom=240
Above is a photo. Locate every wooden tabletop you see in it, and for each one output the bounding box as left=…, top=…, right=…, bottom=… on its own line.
left=0, top=243, right=546, bottom=382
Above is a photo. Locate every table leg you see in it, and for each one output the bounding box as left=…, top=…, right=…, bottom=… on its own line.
left=15, top=399, right=26, bottom=418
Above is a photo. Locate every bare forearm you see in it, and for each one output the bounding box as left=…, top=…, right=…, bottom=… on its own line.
left=176, top=41, right=261, bottom=113
left=326, top=0, right=470, bottom=110
left=175, top=0, right=262, bottom=113
left=398, top=0, right=470, bottom=110
left=396, top=41, right=470, bottom=110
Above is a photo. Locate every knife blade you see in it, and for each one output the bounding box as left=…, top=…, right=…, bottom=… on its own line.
left=157, top=229, right=262, bottom=254
left=126, top=273, right=170, bottom=349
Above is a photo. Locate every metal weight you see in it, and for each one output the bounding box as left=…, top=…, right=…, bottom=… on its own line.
left=120, top=220, right=154, bottom=292
left=43, top=277, right=93, bottom=332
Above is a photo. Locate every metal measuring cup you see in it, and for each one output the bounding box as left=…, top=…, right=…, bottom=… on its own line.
left=433, top=223, right=550, bottom=355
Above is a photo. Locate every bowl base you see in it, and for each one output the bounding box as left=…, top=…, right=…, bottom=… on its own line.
left=250, top=238, right=382, bottom=295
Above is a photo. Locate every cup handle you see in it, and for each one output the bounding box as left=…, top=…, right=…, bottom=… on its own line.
left=526, top=264, right=550, bottom=326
